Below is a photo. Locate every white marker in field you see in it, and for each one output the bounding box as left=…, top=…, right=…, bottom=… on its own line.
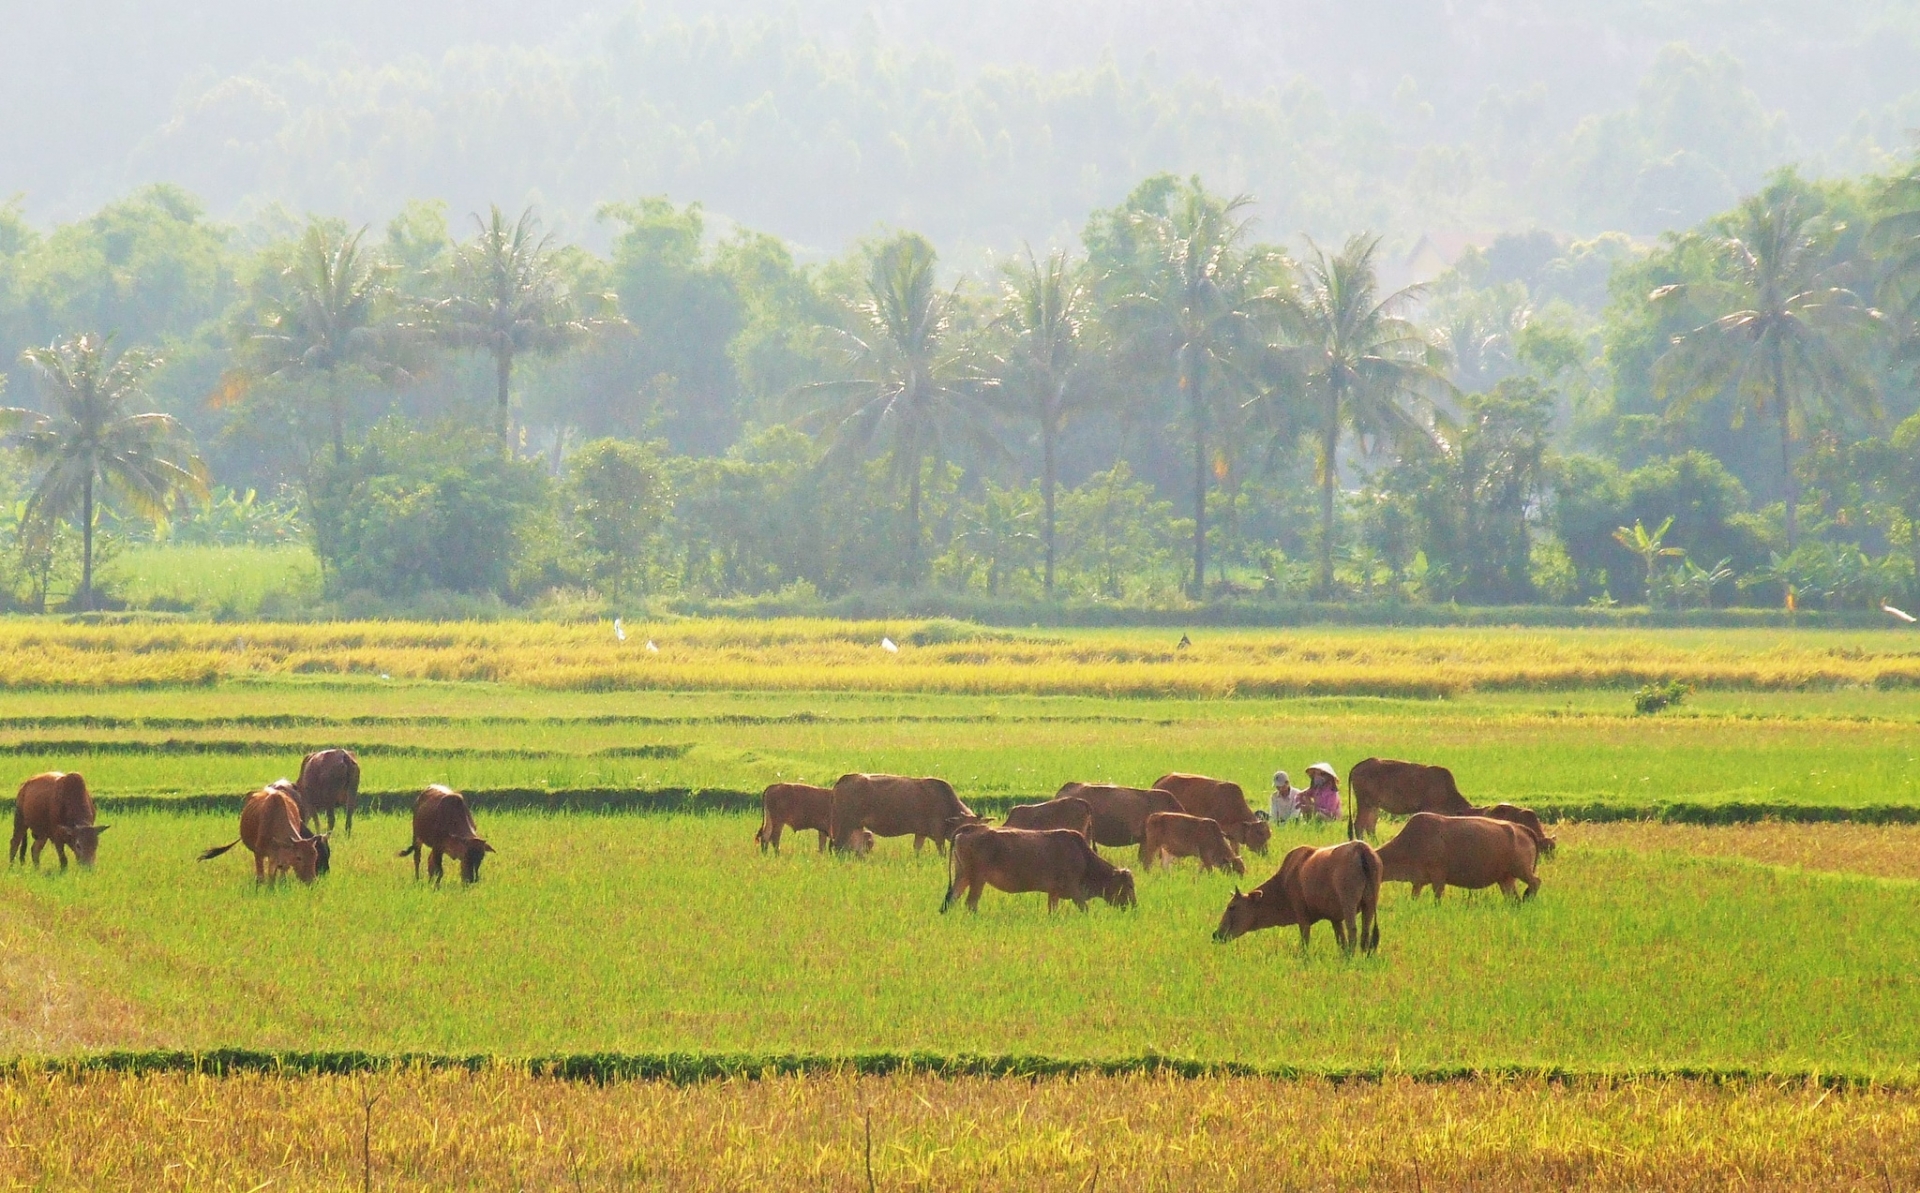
left=881, top=637, right=899, bottom=653
left=646, top=640, right=659, bottom=653
left=614, top=617, right=627, bottom=641
left=1884, top=602, right=1917, bottom=624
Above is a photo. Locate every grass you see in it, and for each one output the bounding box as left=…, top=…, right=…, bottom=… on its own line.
left=6, top=618, right=1920, bottom=693
left=5, top=1068, right=1919, bottom=1191
left=5, top=813, right=1919, bottom=1074
left=97, top=544, right=321, bottom=616
left=1, top=679, right=1917, bottom=808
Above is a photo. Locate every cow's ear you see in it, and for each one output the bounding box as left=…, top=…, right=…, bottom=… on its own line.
left=95, top=824, right=111, bottom=833
left=1231, top=886, right=1242, bottom=897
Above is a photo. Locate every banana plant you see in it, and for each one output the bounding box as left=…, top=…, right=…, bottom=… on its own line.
left=1613, top=517, right=1685, bottom=606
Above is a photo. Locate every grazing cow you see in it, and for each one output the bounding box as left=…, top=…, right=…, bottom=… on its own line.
left=941, top=827, right=1137, bottom=913
left=268, top=779, right=334, bottom=876
left=1376, top=812, right=1540, bottom=901
left=755, top=782, right=836, bottom=854
left=1055, top=782, right=1182, bottom=849
left=9, top=772, right=108, bottom=869
left=198, top=784, right=325, bottom=885
left=1475, top=803, right=1557, bottom=857
left=1155, top=772, right=1274, bottom=855
left=1213, top=840, right=1381, bottom=955
left=399, top=785, right=494, bottom=885
left=1139, top=812, right=1246, bottom=875
left=828, top=773, right=984, bottom=854
left=1348, top=758, right=1472, bottom=837
left=296, top=748, right=360, bottom=835
left=1000, top=796, right=1094, bottom=838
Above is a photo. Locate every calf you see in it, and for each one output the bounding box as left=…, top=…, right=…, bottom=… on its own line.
left=1376, top=812, right=1540, bottom=901
left=1474, top=802, right=1557, bottom=857
left=199, top=784, right=324, bottom=885
left=296, top=748, right=361, bottom=835
left=942, top=826, right=1136, bottom=913
left=400, top=785, right=495, bottom=885
left=1000, top=796, right=1094, bottom=838
left=1154, top=772, right=1273, bottom=855
left=10, top=772, right=108, bottom=870
left=1139, top=812, right=1245, bottom=875
left=755, top=782, right=835, bottom=853
left=1213, top=840, right=1381, bottom=955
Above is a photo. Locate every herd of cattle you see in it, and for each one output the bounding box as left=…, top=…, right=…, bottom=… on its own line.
left=762, top=760, right=1555, bottom=953
left=8, top=748, right=495, bottom=887
left=11, top=747, right=1551, bottom=953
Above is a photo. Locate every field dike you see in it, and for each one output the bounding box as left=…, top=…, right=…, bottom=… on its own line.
left=6, top=786, right=1920, bottom=824
left=4, top=1049, right=1906, bottom=1088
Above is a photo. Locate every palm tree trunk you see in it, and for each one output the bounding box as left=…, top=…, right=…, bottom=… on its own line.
left=1318, top=385, right=1340, bottom=599
left=1772, top=343, right=1797, bottom=553
left=328, top=372, right=345, bottom=464
left=1042, top=408, right=1058, bottom=596
left=496, top=349, right=514, bottom=443
left=80, top=473, right=94, bottom=612
left=906, top=460, right=923, bottom=588
left=1186, top=346, right=1207, bottom=600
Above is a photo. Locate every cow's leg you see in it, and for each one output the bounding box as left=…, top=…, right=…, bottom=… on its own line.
left=412, top=843, right=423, bottom=881
left=966, top=881, right=984, bottom=912
left=1498, top=877, right=1519, bottom=900
left=1332, top=918, right=1350, bottom=953
left=428, top=848, right=445, bottom=886
left=54, top=841, right=68, bottom=870
left=254, top=853, right=266, bottom=884
left=326, top=807, right=336, bottom=834
left=1431, top=881, right=1446, bottom=902
left=1074, top=898, right=1089, bottom=913
left=1297, top=923, right=1312, bottom=951
left=1522, top=872, right=1540, bottom=899
left=30, top=837, right=45, bottom=867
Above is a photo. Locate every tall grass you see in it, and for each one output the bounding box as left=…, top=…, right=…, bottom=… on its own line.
left=4, top=619, right=1920, bottom=693
left=97, top=544, right=321, bottom=616
left=5, top=814, right=1919, bottom=1072
left=3, top=1068, right=1917, bottom=1190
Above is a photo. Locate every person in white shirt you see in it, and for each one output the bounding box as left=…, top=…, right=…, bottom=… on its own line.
left=1270, top=770, right=1302, bottom=823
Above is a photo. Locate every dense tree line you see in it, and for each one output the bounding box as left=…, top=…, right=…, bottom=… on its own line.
left=2, top=157, right=1919, bottom=613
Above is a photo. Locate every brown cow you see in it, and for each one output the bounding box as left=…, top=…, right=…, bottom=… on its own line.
left=399, top=785, right=495, bottom=885
left=1213, top=840, right=1381, bottom=955
left=828, top=773, right=983, bottom=854
left=1348, top=758, right=1472, bottom=837
left=1139, top=812, right=1246, bottom=875
left=10, top=772, right=108, bottom=869
left=1055, top=782, right=1181, bottom=849
left=755, top=782, right=836, bottom=853
left=267, top=779, right=333, bottom=876
left=296, top=748, right=360, bottom=835
left=1474, top=803, right=1558, bottom=857
left=1000, top=796, right=1094, bottom=837
left=198, top=784, right=324, bottom=885
left=1155, top=772, right=1274, bottom=855
left=941, top=827, right=1137, bottom=913
left=1376, top=812, right=1540, bottom=901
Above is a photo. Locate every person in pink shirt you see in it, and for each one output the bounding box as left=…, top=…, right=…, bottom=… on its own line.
left=1302, top=762, right=1341, bottom=820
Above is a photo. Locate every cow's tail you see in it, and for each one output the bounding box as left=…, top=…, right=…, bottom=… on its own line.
left=1346, top=805, right=1356, bottom=841
left=198, top=839, right=240, bottom=862
left=397, top=842, right=420, bottom=859
left=1357, top=844, right=1382, bottom=954
left=940, top=837, right=964, bottom=913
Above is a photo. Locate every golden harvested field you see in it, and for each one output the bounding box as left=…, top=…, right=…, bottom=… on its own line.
left=1561, top=821, right=1920, bottom=880
left=3, top=1067, right=1916, bottom=1191
left=5, top=619, right=1920, bottom=695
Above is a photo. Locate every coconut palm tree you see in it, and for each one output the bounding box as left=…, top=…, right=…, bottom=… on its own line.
left=1653, top=179, right=1880, bottom=551
left=801, top=233, right=994, bottom=586
left=0, top=334, right=209, bottom=608
left=248, top=220, right=401, bottom=463
left=1124, top=186, right=1280, bottom=598
left=436, top=205, right=588, bottom=441
left=993, top=247, right=1092, bottom=594
left=1267, top=235, right=1451, bottom=598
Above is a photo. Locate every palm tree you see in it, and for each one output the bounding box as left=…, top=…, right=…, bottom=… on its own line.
left=802, top=234, right=993, bottom=586
left=1267, top=235, right=1451, bottom=598
left=0, top=334, right=209, bottom=609
left=994, top=247, right=1091, bottom=594
left=1653, top=179, right=1880, bottom=551
left=1612, top=517, right=1685, bottom=606
left=436, top=206, right=587, bottom=441
left=248, top=221, right=399, bottom=463
left=1869, top=164, right=1920, bottom=349
left=1125, top=186, right=1279, bottom=599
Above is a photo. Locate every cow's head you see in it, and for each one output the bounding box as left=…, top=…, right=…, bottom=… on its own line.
left=1221, top=850, right=1247, bottom=877
left=943, top=813, right=988, bottom=839
left=1102, top=867, right=1137, bottom=909
left=832, top=828, right=875, bottom=856
left=1214, top=887, right=1264, bottom=942
left=459, top=837, right=495, bottom=884
left=1241, top=818, right=1273, bottom=856
left=66, top=823, right=109, bottom=867
left=280, top=837, right=322, bottom=885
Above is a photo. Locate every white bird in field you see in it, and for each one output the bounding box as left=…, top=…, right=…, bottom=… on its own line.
left=1884, top=602, right=1917, bottom=624
left=646, top=640, right=659, bottom=653
left=881, top=637, right=899, bottom=653
left=614, top=618, right=627, bottom=641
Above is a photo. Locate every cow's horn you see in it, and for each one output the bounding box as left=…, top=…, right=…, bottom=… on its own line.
left=1232, top=885, right=1242, bottom=897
